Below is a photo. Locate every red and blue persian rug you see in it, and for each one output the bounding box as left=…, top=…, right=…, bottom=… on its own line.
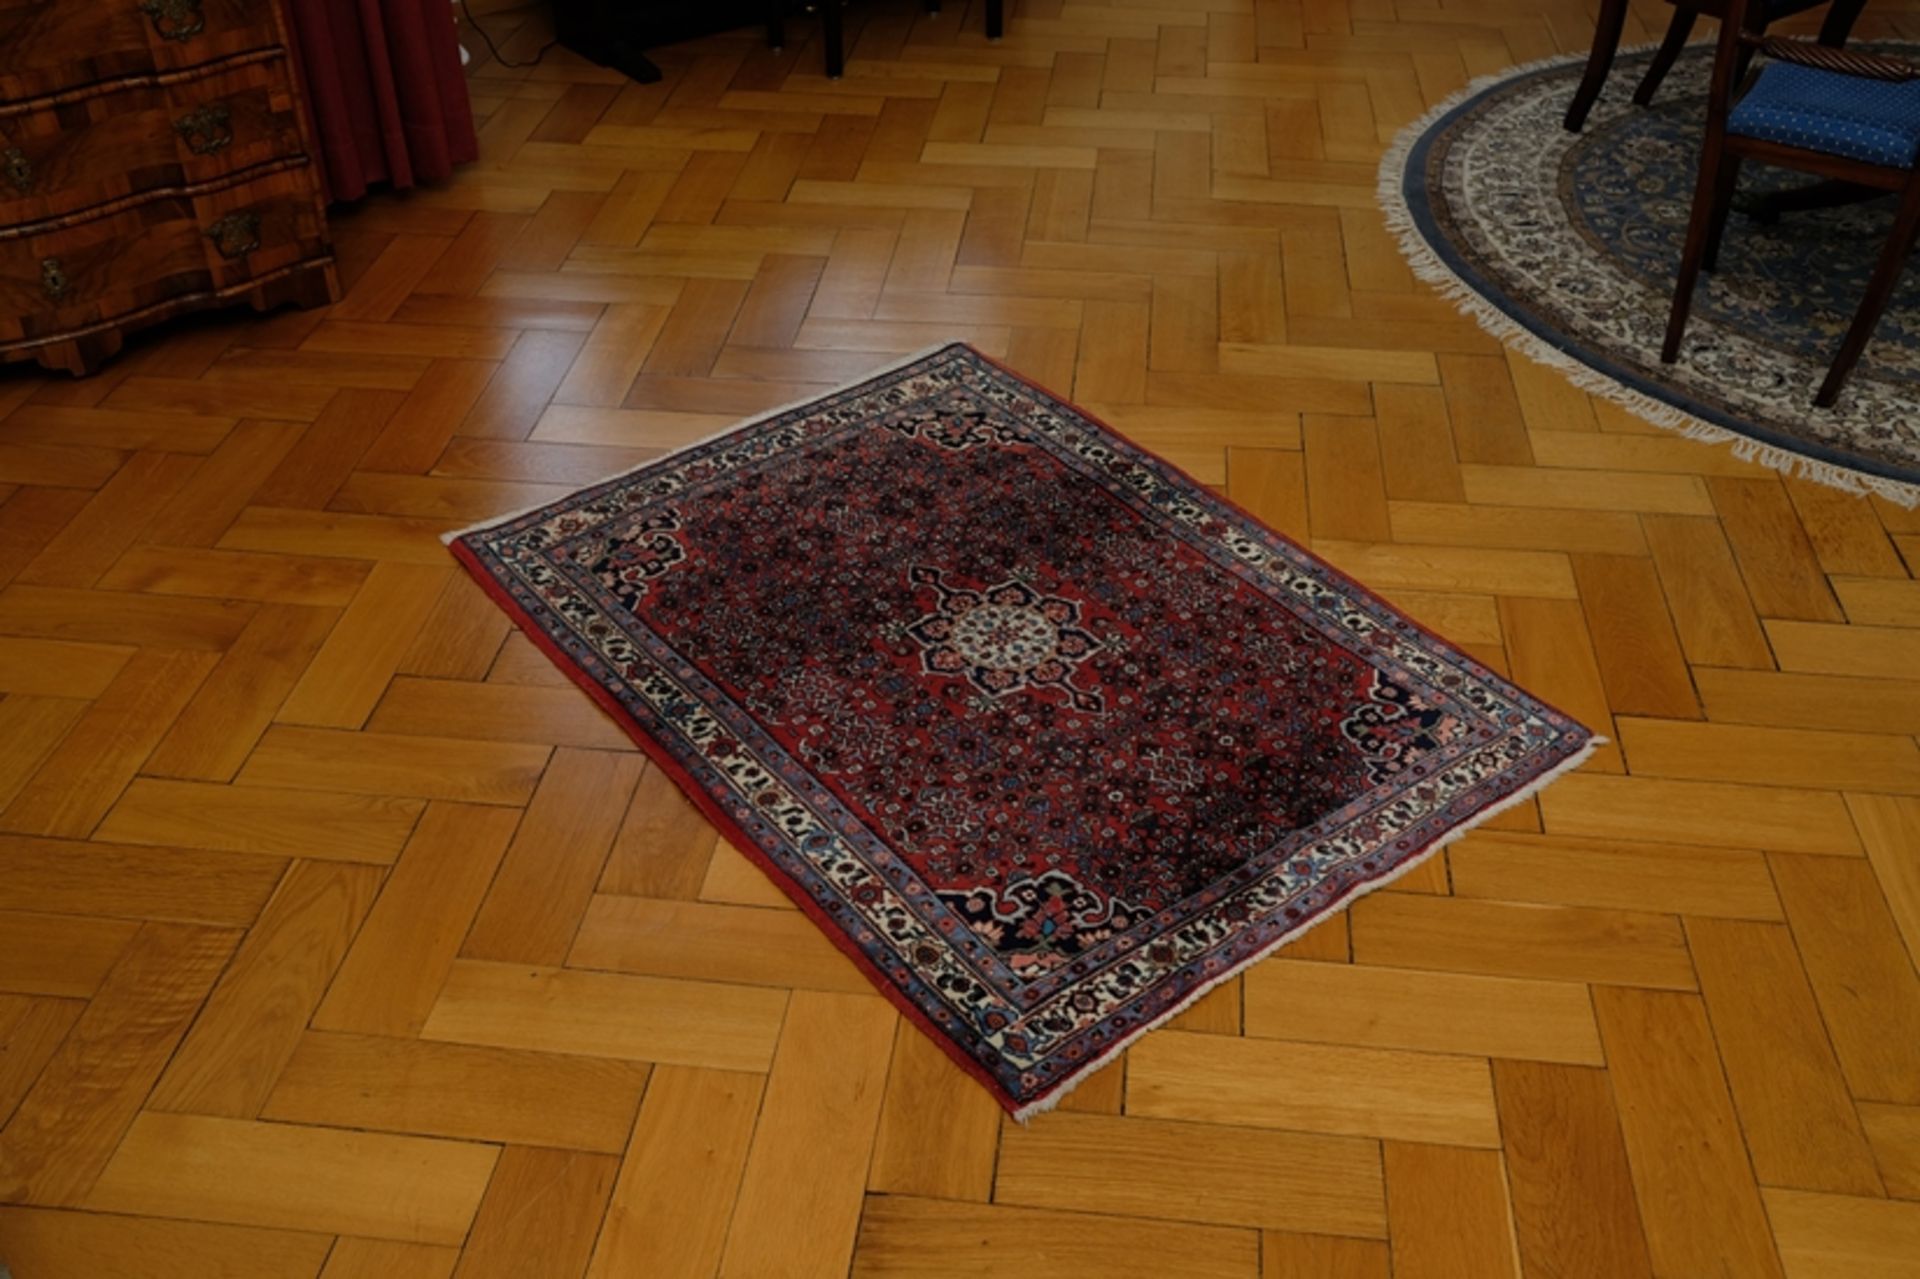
left=448, top=344, right=1597, bottom=1117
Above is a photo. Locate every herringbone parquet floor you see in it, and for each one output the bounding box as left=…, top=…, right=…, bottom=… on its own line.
left=3, top=1, right=1920, bottom=1275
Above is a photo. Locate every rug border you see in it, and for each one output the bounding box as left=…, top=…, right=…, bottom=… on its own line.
left=446, top=343, right=1604, bottom=1120
left=1375, top=44, right=1920, bottom=509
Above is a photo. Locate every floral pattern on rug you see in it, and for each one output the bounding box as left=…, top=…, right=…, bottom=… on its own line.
left=1383, top=44, right=1920, bottom=502
left=450, top=345, right=1596, bottom=1115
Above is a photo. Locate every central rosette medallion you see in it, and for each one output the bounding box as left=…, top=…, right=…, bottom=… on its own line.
left=905, top=566, right=1104, bottom=711
left=949, top=602, right=1059, bottom=672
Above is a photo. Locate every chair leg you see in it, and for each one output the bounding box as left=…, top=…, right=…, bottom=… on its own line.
left=1701, top=155, right=1742, bottom=273
left=1730, top=42, right=1757, bottom=89
left=1565, top=0, right=1630, bottom=131
left=822, top=0, right=843, bottom=78
left=1633, top=5, right=1698, bottom=107
left=1662, top=139, right=1731, bottom=364
left=1730, top=1, right=1766, bottom=87
left=1815, top=184, right=1920, bottom=407
left=1819, top=0, right=1867, bottom=46
left=767, top=2, right=784, bottom=51
left=985, top=0, right=1004, bottom=40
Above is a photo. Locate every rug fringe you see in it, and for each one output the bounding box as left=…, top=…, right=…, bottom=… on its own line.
left=1009, top=732, right=1609, bottom=1123
left=1374, top=53, right=1920, bottom=510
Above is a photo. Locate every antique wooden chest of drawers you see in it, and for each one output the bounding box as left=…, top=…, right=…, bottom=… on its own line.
left=0, top=0, right=337, bottom=374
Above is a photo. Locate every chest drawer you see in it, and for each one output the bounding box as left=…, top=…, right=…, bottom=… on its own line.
left=0, top=57, right=306, bottom=227
left=0, top=0, right=282, bottom=104
left=0, top=57, right=305, bottom=226
left=0, top=175, right=326, bottom=347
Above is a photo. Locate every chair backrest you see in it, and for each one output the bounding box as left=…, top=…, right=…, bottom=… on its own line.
left=1701, top=0, right=1920, bottom=147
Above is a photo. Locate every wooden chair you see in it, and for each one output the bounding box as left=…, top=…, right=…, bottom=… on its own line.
left=1661, top=0, right=1920, bottom=406
left=771, top=0, right=1003, bottom=79
left=1564, top=0, right=1867, bottom=133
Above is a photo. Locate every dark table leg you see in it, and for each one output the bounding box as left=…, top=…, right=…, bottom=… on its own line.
left=823, top=0, right=844, bottom=78
left=1819, top=0, right=1868, bottom=45
left=1564, top=0, right=1629, bottom=132
left=986, top=0, right=1004, bottom=40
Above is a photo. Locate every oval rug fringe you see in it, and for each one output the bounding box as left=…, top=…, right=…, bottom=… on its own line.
left=1377, top=48, right=1920, bottom=509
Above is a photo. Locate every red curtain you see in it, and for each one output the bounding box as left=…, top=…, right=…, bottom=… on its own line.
left=282, top=0, right=479, bottom=203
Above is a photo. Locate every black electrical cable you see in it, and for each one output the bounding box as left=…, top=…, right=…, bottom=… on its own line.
left=457, top=0, right=558, bottom=68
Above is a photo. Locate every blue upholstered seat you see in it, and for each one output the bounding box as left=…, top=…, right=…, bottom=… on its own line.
left=1728, top=62, right=1920, bottom=168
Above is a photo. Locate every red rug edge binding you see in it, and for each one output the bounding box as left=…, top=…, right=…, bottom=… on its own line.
left=446, top=342, right=1604, bottom=1121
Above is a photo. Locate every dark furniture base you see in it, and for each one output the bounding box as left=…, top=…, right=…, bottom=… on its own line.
left=555, top=0, right=1007, bottom=85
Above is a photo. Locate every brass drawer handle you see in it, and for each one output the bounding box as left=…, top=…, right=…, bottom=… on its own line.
left=138, top=0, right=205, bottom=41
left=41, top=257, right=68, bottom=300
left=174, top=103, right=233, bottom=156
left=205, top=211, right=261, bottom=259
left=3, top=147, right=29, bottom=194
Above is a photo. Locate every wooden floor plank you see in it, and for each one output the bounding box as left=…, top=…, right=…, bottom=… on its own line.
left=263, top=1031, right=648, bottom=1152
left=1538, top=774, right=1862, bottom=855
left=718, top=990, right=897, bottom=1279
left=0, top=922, right=235, bottom=1205
left=567, top=894, right=870, bottom=992
left=1594, top=987, right=1788, bottom=1279
left=0, top=996, right=83, bottom=1126
left=1617, top=718, right=1920, bottom=796
left=139, top=604, right=342, bottom=783
left=1348, top=894, right=1697, bottom=990
left=236, top=726, right=550, bottom=805
left=0, top=649, right=217, bottom=838
left=0, top=834, right=285, bottom=926
left=1381, top=1143, right=1521, bottom=1279
left=318, top=1239, right=459, bottom=1279
left=1260, top=1232, right=1389, bottom=1279
left=0, top=1206, right=331, bottom=1279
left=866, top=1017, right=1003, bottom=1202
left=1771, top=854, right=1920, bottom=1105
left=996, top=1110, right=1386, bottom=1237
left=275, top=564, right=450, bottom=730
left=311, top=802, right=518, bottom=1037
left=461, top=748, right=643, bottom=965
left=1858, top=1103, right=1920, bottom=1200
left=1125, top=1030, right=1501, bottom=1147
left=1686, top=916, right=1883, bottom=1194
left=851, top=1196, right=1261, bottom=1279
left=146, top=862, right=385, bottom=1118
left=96, top=779, right=422, bottom=865
left=585, top=1066, right=764, bottom=1279
left=1494, top=1059, right=1654, bottom=1279
left=1447, top=830, right=1784, bottom=920
left=1241, top=956, right=1603, bottom=1064
left=1764, top=1188, right=1920, bottom=1279
left=0, top=910, right=136, bottom=999
left=84, top=1112, right=498, bottom=1245
left=448, top=1146, right=619, bottom=1279
left=1847, top=793, right=1920, bottom=965
left=422, top=960, right=788, bottom=1072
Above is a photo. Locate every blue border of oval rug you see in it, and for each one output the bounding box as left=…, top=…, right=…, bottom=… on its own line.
left=1379, top=43, right=1920, bottom=506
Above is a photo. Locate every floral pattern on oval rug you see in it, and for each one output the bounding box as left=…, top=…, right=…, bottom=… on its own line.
left=448, top=344, right=1598, bottom=1117
left=1381, top=43, right=1920, bottom=505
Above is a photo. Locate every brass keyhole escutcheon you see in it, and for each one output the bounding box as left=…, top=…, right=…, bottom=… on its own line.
left=205, top=211, right=261, bottom=259
left=2, top=147, right=30, bottom=194
left=174, top=103, right=233, bottom=156
left=138, top=0, right=205, bottom=41
left=40, top=257, right=68, bottom=301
